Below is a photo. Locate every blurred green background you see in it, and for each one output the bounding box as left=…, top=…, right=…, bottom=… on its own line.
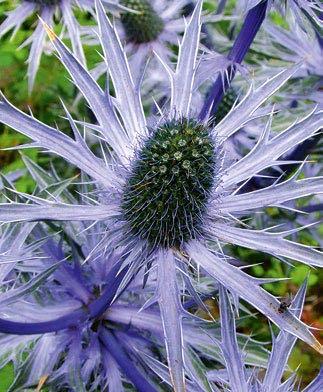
left=0, top=1, right=322, bottom=391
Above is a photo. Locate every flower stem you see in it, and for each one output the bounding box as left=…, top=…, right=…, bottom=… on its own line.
left=99, top=328, right=157, bottom=392
left=0, top=309, right=86, bottom=335
left=199, top=0, right=268, bottom=120
left=89, top=263, right=129, bottom=318
left=216, top=0, right=227, bottom=15
left=300, top=204, right=323, bottom=213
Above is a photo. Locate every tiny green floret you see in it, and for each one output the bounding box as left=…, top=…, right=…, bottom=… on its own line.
left=122, top=119, right=216, bottom=248
left=120, top=0, right=164, bottom=44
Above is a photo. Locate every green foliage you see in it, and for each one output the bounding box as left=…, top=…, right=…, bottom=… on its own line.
left=0, top=363, right=14, bottom=392
left=0, top=5, right=103, bottom=192
left=289, top=346, right=321, bottom=386
left=290, top=265, right=319, bottom=287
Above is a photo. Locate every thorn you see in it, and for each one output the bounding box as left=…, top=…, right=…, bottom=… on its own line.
left=36, top=375, right=49, bottom=391
left=38, top=16, right=56, bottom=42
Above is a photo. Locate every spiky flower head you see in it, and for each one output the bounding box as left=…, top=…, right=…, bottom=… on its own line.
left=122, top=118, right=218, bottom=248
left=81, top=0, right=196, bottom=87
left=120, top=0, right=165, bottom=44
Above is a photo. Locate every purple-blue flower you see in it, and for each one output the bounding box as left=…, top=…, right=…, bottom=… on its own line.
left=0, top=199, right=270, bottom=390
left=0, top=0, right=322, bottom=390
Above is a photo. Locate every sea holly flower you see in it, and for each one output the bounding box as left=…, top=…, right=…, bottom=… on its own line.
left=0, top=186, right=269, bottom=390
left=116, top=0, right=231, bottom=62
left=0, top=0, right=322, bottom=390
left=81, top=0, right=202, bottom=86
left=119, top=0, right=165, bottom=44
left=0, top=0, right=120, bottom=92
left=0, top=221, right=185, bottom=390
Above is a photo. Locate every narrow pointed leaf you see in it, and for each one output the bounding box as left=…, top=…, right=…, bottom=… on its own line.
left=208, top=223, right=323, bottom=267
left=0, top=203, right=118, bottom=223
left=0, top=93, right=114, bottom=186
left=157, top=249, right=186, bottom=392
left=186, top=241, right=322, bottom=353
left=61, top=0, right=85, bottom=64
left=223, top=111, right=323, bottom=187
left=172, top=0, right=202, bottom=117
left=27, top=8, right=54, bottom=93
left=262, top=279, right=308, bottom=390
left=95, top=0, right=146, bottom=141
left=219, top=285, right=248, bottom=392
left=0, top=262, right=61, bottom=307
left=220, top=177, right=323, bottom=213
left=215, top=64, right=302, bottom=140
left=41, top=20, right=129, bottom=159
left=0, top=2, right=35, bottom=37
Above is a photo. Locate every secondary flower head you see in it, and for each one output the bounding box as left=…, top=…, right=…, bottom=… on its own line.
left=120, top=0, right=165, bottom=44
left=82, top=0, right=195, bottom=85
left=0, top=217, right=273, bottom=390
left=117, top=0, right=194, bottom=58
left=0, top=0, right=322, bottom=390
